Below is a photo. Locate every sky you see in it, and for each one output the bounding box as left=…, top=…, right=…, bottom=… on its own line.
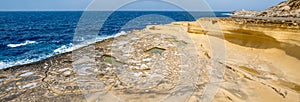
left=0, top=0, right=286, bottom=11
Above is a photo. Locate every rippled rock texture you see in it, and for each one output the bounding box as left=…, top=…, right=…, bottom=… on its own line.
left=0, top=25, right=211, bottom=101
left=180, top=18, right=300, bottom=102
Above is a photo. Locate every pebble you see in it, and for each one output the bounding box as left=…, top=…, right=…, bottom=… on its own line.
left=134, top=72, right=143, bottom=77
left=19, top=72, right=35, bottom=77
left=18, top=82, right=38, bottom=89
left=142, top=58, right=152, bottom=61
left=141, top=64, right=148, bottom=69
left=63, top=71, right=73, bottom=77
left=58, top=68, right=71, bottom=72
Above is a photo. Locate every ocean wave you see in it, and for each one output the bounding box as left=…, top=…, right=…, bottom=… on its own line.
left=54, top=43, right=73, bottom=54
left=0, top=59, right=36, bottom=70
left=0, top=54, right=53, bottom=69
left=7, top=40, right=37, bottom=48
left=0, top=31, right=131, bottom=69
left=95, top=31, right=129, bottom=41
left=53, top=31, right=130, bottom=54
left=114, top=31, right=128, bottom=37
left=221, top=13, right=232, bottom=16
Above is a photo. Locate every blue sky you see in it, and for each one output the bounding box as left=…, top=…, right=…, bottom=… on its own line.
left=0, top=0, right=285, bottom=11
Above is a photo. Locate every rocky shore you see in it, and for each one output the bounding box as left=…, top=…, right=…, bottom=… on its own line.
left=1, top=1, right=300, bottom=101
left=0, top=22, right=209, bottom=101
left=1, top=17, right=300, bottom=101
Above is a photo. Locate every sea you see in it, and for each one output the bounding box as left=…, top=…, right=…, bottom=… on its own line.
left=0, top=11, right=230, bottom=69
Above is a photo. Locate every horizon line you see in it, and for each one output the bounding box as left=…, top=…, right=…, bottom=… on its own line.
left=0, top=10, right=234, bottom=12
left=0, top=9, right=235, bottom=12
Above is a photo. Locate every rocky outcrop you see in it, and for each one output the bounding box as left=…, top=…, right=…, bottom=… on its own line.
left=176, top=18, right=300, bottom=101
left=257, top=0, right=300, bottom=17
left=231, top=9, right=260, bottom=16
left=231, top=0, right=300, bottom=18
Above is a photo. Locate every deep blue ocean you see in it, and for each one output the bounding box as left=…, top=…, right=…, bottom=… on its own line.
left=0, top=11, right=230, bottom=69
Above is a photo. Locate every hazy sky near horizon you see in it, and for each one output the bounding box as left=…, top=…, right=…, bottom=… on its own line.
left=0, top=0, right=285, bottom=11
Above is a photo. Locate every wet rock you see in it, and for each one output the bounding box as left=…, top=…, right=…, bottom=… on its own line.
left=144, top=47, right=166, bottom=54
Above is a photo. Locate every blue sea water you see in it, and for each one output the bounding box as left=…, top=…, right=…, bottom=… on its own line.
left=0, top=11, right=230, bottom=69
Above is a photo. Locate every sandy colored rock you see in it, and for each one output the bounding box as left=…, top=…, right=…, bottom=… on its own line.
left=258, top=0, right=300, bottom=17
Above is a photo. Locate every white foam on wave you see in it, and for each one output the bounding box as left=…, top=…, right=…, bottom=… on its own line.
left=96, top=31, right=130, bottom=41
left=52, top=31, right=131, bottom=55
left=221, top=13, right=232, bottom=16
left=54, top=43, right=73, bottom=54
left=59, top=31, right=131, bottom=54
left=7, top=40, right=37, bottom=48
left=0, top=61, right=9, bottom=69
left=0, top=54, right=53, bottom=69
left=115, top=31, right=129, bottom=37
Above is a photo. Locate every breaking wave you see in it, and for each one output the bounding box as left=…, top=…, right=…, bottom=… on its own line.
left=7, top=40, right=37, bottom=48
